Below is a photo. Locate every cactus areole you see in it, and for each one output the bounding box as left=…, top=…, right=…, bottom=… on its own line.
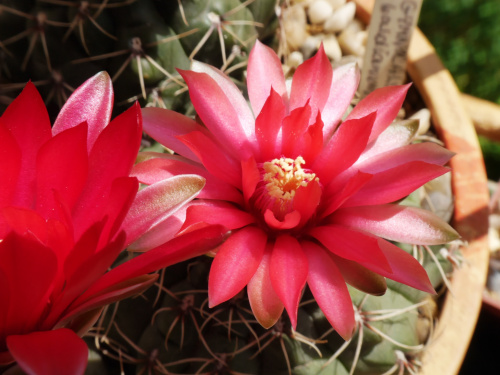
left=139, top=40, right=459, bottom=340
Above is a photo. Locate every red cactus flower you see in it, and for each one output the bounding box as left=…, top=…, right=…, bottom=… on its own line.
left=138, top=41, right=459, bottom=340
left=0, top=73, right=226, bottom=374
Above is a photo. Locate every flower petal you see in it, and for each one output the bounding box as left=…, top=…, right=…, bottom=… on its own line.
left=293, top=180, right=322, bottom=227
left=302, top=241, right=355, bottom=340
left=52, top=71, right=113, bottom=152
left=122, top=174, right=205, bottom=247
left=270, top=235, right=308, bottom=329
left=255, top=88, right=286, bottom=161
left=346, top=84, right=410, bottom=143
left=321, top=62, right=360, bottom=138
left=142, top=107, right=207, bottom=162
left=242, top=156, right=260, bottom=203
left=178, top=69, right=254, bottom=159
left=209, top=226, right=267, bottom=307
left=1, top=82, right=52, bottom=207
left=308, top=225, right=392, bottom=273
left=132, top=154, right=242, bottom=204
left=248, top=246, right=284, bottom=329
left=7, top=329, right=88, bottom=375
left=313, top=112, right=376, bottom=183
left=181, top=201, right=255, bottom=232
left=247, top=40, right=288, bottom=116
left=0, top=124, right=21, bottom=207
left=178, top=130, right=241, bottom=187
left=344, top=162, right=450, bottom=207
left=331, top=204, right=460, bottom=245
left=264, top=209, right=301, bottom=230
left=360, top=238, right=435, bottom=294
left=281, top=104, right=312, bottom=158
left=290, top=44, right=332, bottom=117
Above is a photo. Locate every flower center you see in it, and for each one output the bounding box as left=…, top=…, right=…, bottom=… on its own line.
left=263, top=156, right=317, bottom=202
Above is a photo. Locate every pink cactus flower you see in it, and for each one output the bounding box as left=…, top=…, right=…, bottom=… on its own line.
left=139, top=41, right=459, bottom=340
left=0, top=73, right=226, bottom=374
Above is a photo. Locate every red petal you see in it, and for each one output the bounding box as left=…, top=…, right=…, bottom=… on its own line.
left=178, top=69, right=254, bottom=159
left=281, top=104, right=311, bottom=158
left=72, top=102, right=142, bottom=236
left=308, top=225, right=392, bottom=273
left=181, top=201, right=255, bottom=232
left=327, top=252, right=387, bottom=296
left=360, top=238, right=435, bottom=294
left=241, top=156, right=260, bottom=203
left=313, top=112, right=376, bottom=183
left=344, top=162, right=450, bottom=207
left=132, top=154, right=242, bottom=204
left=208, top=227, right=267, bottom=307
left=247, top=40, right=288, bottom=116
left=346, top=84, right=410, bottom=144
left=293, top=180, right=322, bottom=227
left=178, top=130, right=241, bottom=187
left=270, top=235, right=308, bottom=329
left=264, top=209, right=301, bottom=230
left=321, top=63, right=360, bottom=138
left=302, top=241, right=355, bottom=340
left=0, top=124, right=21, bottom=207
left=255, top=88, right=286, bottom=161
left=248, top=246, right=284, bottom=328
left=36, top=122, right=89, bottom=218
left=298, top=112, right=324, bottom=163
left=122, top=174, right=205, bottom=246
left=0, top=268, right=11, bottom=342
left=331, top=204, right=460, bottom=245
left=1, top=82, right=51, bottom=207
left=7, top=329, right=88, bottom=375
left=52, top=71, right=113, bottom=152
left=142, top=107, right=208, bottom=162
left=0, top=233, right=57, bottom=337
left=290, top=44, right=332, bottom=118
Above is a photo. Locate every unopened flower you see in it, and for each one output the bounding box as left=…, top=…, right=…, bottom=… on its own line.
left=0, top=73, right=225, bottom=374
left=138, top=41, right=459, bottom=340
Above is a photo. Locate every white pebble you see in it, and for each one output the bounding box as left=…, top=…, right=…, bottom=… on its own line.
left=300, top=34, right=322, bottom=59
left=327, top=0, right=347, bottom=11
left=323, top=35, right=342, bottom=61
left=324, top=2, right=356, bottom=33
left=283, top=5, right=309, bottom=50
left=338, top=20, right=367, bottom=56
left=288, top=51, right=304, bottom=68
left=308, top=0, right=333, bottom=25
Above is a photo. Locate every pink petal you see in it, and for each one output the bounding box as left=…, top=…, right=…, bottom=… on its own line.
left=0, top=124, right=21, bottom=207
left=1, top=82, right=52, bottom=207
left=178, top=130, right=241, bottom=187
left=36, top=122, right=89, bottom=219
left=360, top=238, right=435, bottom=294
left=358, top=119, right=419, bottom=162
left=122, top=174, right=205, bottom=246
left=0, top=232, right=57, bottom=337
left=75, top=225, right=228, bottom=306
left=308, top=224, right=392, bottom=273
left=331, top=204, right=460, bottom=245
left=302, top=241, right=355, bottom=340
left=241, top=156, right=260, bottom=203
left=321, top=171, right=373, bottom=218
left=178, top=69, right=254, bottom=159
left=142, top=107, right=207, bottom=162
left=181, top=201, right=255, bottom=232
left=343, top=162, right=450, bottom=207
left=321, top=63, right=360, bottom=138
left=132, top=154, right=242, bottom=204
left=208, top=226, right=267, bottom=307
left=327, top=252, right=387, bottom=296
left=313, top=112, right=376, bottom=183
left=192, top=61, right=255, bottom=145
left=290, top=44, right=332, bottom=117
left=248, top=246, right=284, bottom=329
left=264, top=209, right=301, bottom=230
left=346, top=84, right=410, bottom=144
left=247, top=40, right=288, bottom=116
left=52, top=71, right=113, bottom=152
left=281, top=104, right=311, bottom=158
left=72, top=102, right=142, bottom=235
left=255, top=88, right=286, bottom=161
left=7, top=329, right=88, bottom=375
left=270, top=235, right=308, bottom=329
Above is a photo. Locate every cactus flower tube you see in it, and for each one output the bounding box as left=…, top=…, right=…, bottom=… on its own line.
left=0, top=73, right=226, bottom=375
left=139, top=41, right=459, bottom=340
